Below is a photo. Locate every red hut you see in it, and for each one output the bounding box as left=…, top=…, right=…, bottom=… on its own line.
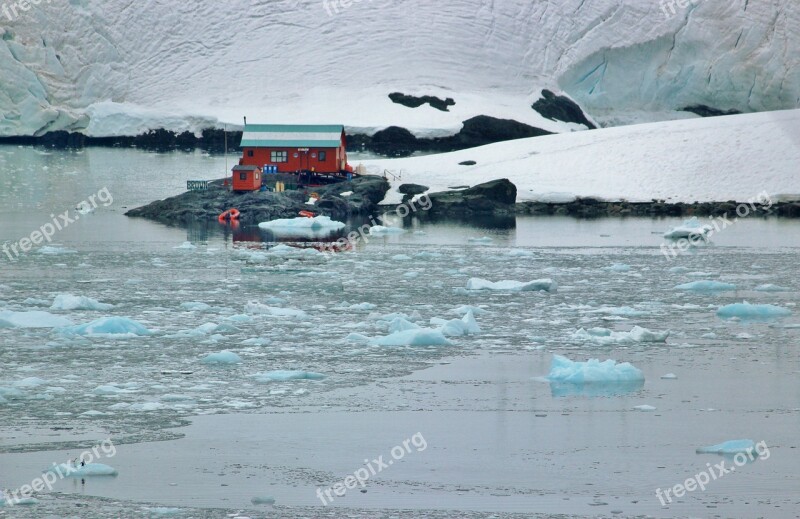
left=239, top=124, right=349, bottom=176
left=231, top=165, right=262, bottom=192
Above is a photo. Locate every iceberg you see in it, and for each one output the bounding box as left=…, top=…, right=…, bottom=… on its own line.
left=201, top=351, right=243, bottom=365
left=259, top=216, right=345, bottom=231
left=674, top=281, right=737, bottom=292
left=547, top=355, right=645, bottom=384
left=573, top=326, right=669, bottom=345
left=44, top=462, right=118, bottom=477
left=51, top=294, right=114, bottom=311
left=696, top=439, right=756, bottom=455
left=62, top=317, right=153, bottom=336
left=0, top=310, right=74, bottom=328
left=388, top=317, right=420, bottom=333
left=717, top=302, right=792, bottom=320
left=663, top=217, right=713, bottom=240
left=466, top=277, right=557, bottom=293
left=251, top=370, right=326, bottom=382
left=368, top=225, right=406, bottom=235
left=372, top=329, right=452, bottom=347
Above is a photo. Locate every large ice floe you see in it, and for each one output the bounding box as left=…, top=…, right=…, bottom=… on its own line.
left=716, top=302, right=792, bottom=321
left=696, top=439, right=757, bottom=456
left=371, top=328, right=452, bottom=347
left=44, top=462, right=118, bottom=477
left=466, top=277, right=557, bottom=293
left=259, top=216, right=345, bottom=239
left=547, top=355, right=645, bottom=397
left=0, top=310, right=73, bottom=328
left=201, top=351, right=243, bottom=365
left=663, top=217, right=714, bottom=240
left=61, top=317, right=154, bottom=337
left=674, top=281, right=737, bottom=292
left=50, top=294, right=114, bottom=311
left=250, top=370, right=326, bottom=382
left=572, top=326, right=669, bottom=345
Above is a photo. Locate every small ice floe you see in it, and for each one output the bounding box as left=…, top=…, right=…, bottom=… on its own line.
left=388, top=317, right=419, bottom=333
left=250, top=370, right=325, bottom=382
left=605, top=263, right=631, bottom=272
left=674, top=281, right=737, bottom=292
left=754, top=284, right=792, bottom=292
left=546, top=355, right=645, bottom=397
left=44, top=462, right=118, bottom=477
left=173, top=241, right=197, bottom=250
left=585, top=306, right=648, bottom=317
left=180, top=302, right=212, bottom=312
left=661, top=373, right=678, bottom=380
left=93, top=384, right=135, bottom=395
left=61, top=317, right=154, bottom=337
left=507, top=249, right=534, bottom=257
left=392, top=254, right=411, bottom=261
left=466, top=277, right=557, bottom=293
left=0, top=310, right=74, bottom=328
left=696, top=439, right=756, bottom=456
left=449, top=305, right=488, bottom=315
left=51, top=294, right=114, bottom=311
left=76, top=201, right=95, bottom=215
left=669, top=266, right=690, bottom=274
left=572, top=326, right=669, bottom=345
left=344, top=333, right=370, bottom=344
left=371, top=328, right=452, bottom=347
left=201, top=351, right=243, bottom=365
left=14, top=377, right=47, bottom=388
left=245, top=303, right=308, bottom=320
left=144, top=508, right=184, bottom=516
left=36, top=245, right=77, bottom=255
left=633, top=405, right=657, bottom=412
left=716, top=301, right=791, bottom=321
left=251, top=496, right=276, bottom=505
left=368, top=225, right=405, bottom=235
left=240, top=336, right=268, bottom=345
left=430, top=310, right=482, bottom=337
left=663, top=217, right=713, bottom=240
left=259, top=216, right=344, bottom=231
left=468, top=236, right=493, bottom=244
left=0, top=493, right=38, bottom=506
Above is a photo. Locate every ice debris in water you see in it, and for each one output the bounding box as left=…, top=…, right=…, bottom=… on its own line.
left=201, top=351, right=243, bottom=365
left=605, top=263, right=631, bottom=272
left=468, top=236, right=493, bottom=244
left=633, top=405, right=657, bottom=411
left=368, top=225, right=405, bottom=235
left=372, top=328, right=452, bottom=347
left=180, top=302, right=212, bottom=312
left=663, top=217, right=713, bottom=239
left=250, top=370, right=326, bottom=382
left=44, top=462, right=118, bottom=477
left=466, top=277, right=557, bottom=293
left=661, top=373, right=678, bottom=379
left=174, top=241, right=197, bottom=250
left=573, top=326, right=669, bottom=345
left=51, top=294, right=113, bottom=311
left=674, top=281, right=737, bottom=292
left=259, top=216, right=345, bottom=230
left=696, top=439, right=756, bottom=455
left=754, top=284, right=792, bottom=292
left=717, top=302, right=791, bottom=320
left=0, top=310, right=74, bottom=328
left=62, top=317, right=153, bottom=336
left=547, top=355, right=645, bottom=384
left=36, top=245, right=77, bottom=255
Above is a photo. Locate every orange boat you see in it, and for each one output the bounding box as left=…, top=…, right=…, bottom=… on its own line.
left=298, top=210, right=315, bottom=218
left=218, top=208, right=241, bottom=222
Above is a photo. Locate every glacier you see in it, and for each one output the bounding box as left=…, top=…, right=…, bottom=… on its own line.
left=0, top=0, right=798, bottom=136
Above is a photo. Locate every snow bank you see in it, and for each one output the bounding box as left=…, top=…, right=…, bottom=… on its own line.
left=674, top=281, right=737, bottom=292
left=0, top=310, right=73, bottom=328
left=717, top=302, right=792, bottom=320
left=466, top=278, right=557, bottom=293
left=201, top=351, right=243, bottom=365
left=547, top=355, right=645, bottom=384
left=250, top=370, right=326, bottom=382
left=51, top=294, right=114, bottom=311
left=62, top=317, right=153, bottom=336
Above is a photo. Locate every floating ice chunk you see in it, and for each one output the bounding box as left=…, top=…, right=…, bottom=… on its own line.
left=259, top=216, right=345, bottom=231
left=0, top=310, right=74, bottom=328
left=368, top=225, right=405, bottom=235
left=388, top=317, right=420, bottom=333
left=36, top=246, right=77, bottom=255
left=372, top=328, right=452, bottom=347
left=663, top=217, right=713, bottom=239
left=450, top=305, right=488, bottom=315
left=251, top=496, right=276, bottom=505
left=225, top=314, right=253, bottom=323
left=674, top=281, right=737, bottom=292
left=717, top=302, right=791, bottom=320
left=605, top=263, right=631, bottom=272
left=174, top=242, right=197, bottom=250
left=468, top=236, right=493, bottom=244
left=586, top=306, right=648, bottom=317
left=628, top=326, right=670, bottom=342
left=461, top=310, right=481, bottom=334
left=241, top=338, right=271, bottom=346
left=573, top=326, right=668, bottom=345
left=346, top=302, right=376, bottom=311
left=466, top=277, right=557, bottom=293
left=0, top=387, right=25, bottom=399
left=669, top=266, right=691, bottom=274
left=45, top=462, right=118, bottom=477
left=547, top=355, right=645, bottom=384
left=145, top=508, right=184, bottom=516
left=696, top=439, right=756, bottom=455
left=754, top=284, right=792, bottom=292
left=392, top=254, right=411, bottom=261
left=344, top=333, right=370, bottom=344
left=661, top=373, right=678, bottom=379
left=245, top=303, right=308, bottom=320
left=14, top=377, right=47, bottom=388
left=436, top=318, right=470, bottom=337
left=180, top=302, right=212, bottom=312
left=633, top=405, right=657, bottom=411
left=0, top=495, right=38, bottom=506
left=251, top=370, right=326, bottom=382
left=63, top=317, right=153, bottom=337
left=93, top=385, right=133, bottom=395
left=201, top=351, right=243, bottom=365
left=51, top=294, right=113, bottom=311
left=507, top=249, right=534, bottom=257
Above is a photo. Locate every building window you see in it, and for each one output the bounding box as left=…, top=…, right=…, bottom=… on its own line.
left=319, top=151, right=327, bottom=161
left=247, top=150, right=254, bottom=157
left=271, top=150, right=288, bottom=163
left=239, top=172, right=247, bottom=181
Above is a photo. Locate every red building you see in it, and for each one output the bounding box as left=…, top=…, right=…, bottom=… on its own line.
left=239, top=124, right=349, bottom=175
left=231, top=165, right=262, bottom=192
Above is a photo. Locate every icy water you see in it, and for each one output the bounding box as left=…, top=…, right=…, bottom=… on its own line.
left=1, top=146, right=799, bottom=518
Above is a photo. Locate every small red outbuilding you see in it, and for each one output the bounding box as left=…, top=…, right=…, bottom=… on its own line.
left=231, top=165, right=262, bottom=192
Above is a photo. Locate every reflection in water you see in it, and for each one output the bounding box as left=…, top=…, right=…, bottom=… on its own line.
left=549, top=380, right=645, bottom=398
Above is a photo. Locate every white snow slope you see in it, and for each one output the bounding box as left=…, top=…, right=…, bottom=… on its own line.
left=0, top=0, right=798, bottom=136
left=370, top=109, right=800, bottom=204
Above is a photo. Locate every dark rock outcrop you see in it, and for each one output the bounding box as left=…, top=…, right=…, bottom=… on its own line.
left=125, top=175, right=390, bottom=225
left=426, top=179, right=517, bottom=216
left=459, top=160, right=477, bottom=166
left=681, top=105, right=743, bottom=118
left=389, top=92, right=456, bottom=112
left=532, top=89, right=597, bottom=129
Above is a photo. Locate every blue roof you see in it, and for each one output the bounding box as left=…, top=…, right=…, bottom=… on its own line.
left=240, top=124, right=344, bottom=148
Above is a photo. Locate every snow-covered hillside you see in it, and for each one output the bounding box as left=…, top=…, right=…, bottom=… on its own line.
left=0, top=0, right=798, bottom=137
left=370, top=109, right=800, bottom=204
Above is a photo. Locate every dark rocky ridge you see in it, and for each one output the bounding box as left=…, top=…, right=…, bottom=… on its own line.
left=532, top=89, right=597, bottom=129
left=681, top=105, right=743, bottom=118
left=389, top=92, right=456, bottom=112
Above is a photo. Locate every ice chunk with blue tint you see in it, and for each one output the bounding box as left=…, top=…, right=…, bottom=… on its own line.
left=675, top=281, right=737, bottom=292
left=573, top=326, right=668, bottom=345
left=466, top=277, right=557, bottom=293
left=388, top=317, right=420, bottom=333
left=372, top=329, right=452, bottom=347
left=36, top=246, right=77, bottom=255
left=44, top=462, right=118, bottom=477
left=251, top=370, right=326, bottom=382
left=62, top=317, right=153, bottom=336
left=51, top=294, right=114, bottom=311
left=0, top=310, right=74, bottom=328
left=717, top=302, right=791, bottom=320
left=548, top=355, right=645, bottom=384
left=605, top=263, right=631, bottom=272
left=754, top=284, right=791, bottom=292
left=180, top=302, right=212, bottom=312
left=663, top=217, right=713, bottom=239
left=14, top=377, right=47, bottom=388
left=201, top=351, right=243, bottom=365
left=696, top=439, right=755, bottom=455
